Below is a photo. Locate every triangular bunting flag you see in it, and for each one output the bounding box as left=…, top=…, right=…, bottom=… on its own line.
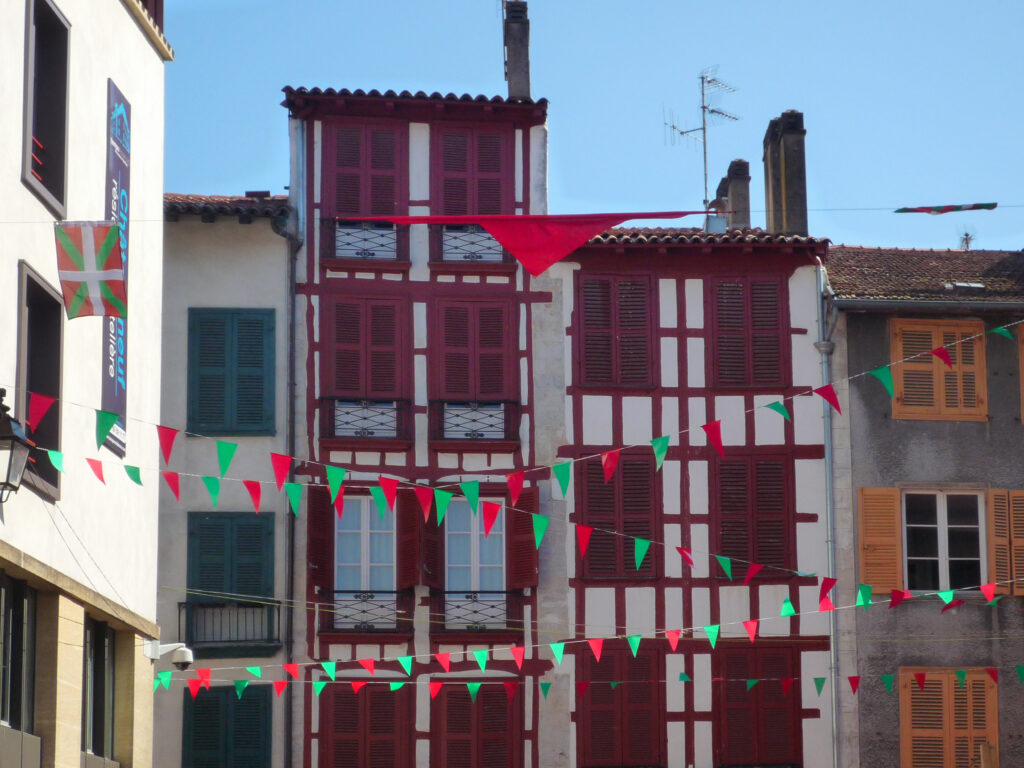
left=550, top=643, right=565, bottom=665
left=124, top=465, right=143, bottom=486
left=156, top=425, right=179, bottom=465
left=701, top=420, right=725, bottom=457
left=435, top=653, right=451, bottom=673
left=577, top=525, right=594, bottom=558
left=246, top=666, right=262, bottom=678
left=313, top=680, right=328, bottom=696
left=819, top=577, right=838, bottom=604
left=460, top=481, right=480, bottom=513
left=703, top=625, right=719, bottom=650
left=889, top=589, right=911, bottom=609
left=676, top=547, right=694, bottom=567
left=813, top=384, right=842, bottom=414
left=350, top=681, right=366, bottom=694
left=665, top=629, right=680, bottom=652
left=503, top=680, right=518, bottom=702
left=715, top=555, right=733, bottom=580
left=369, top=485, right=390, bottom=520
left=819, top=597, right=835, bottom=612
left=358, top=658, right=375, bottom=675
left=930, top=347, right=953, bottom=369
left=321, top=661, right=336, bottom=681
left=588, top=638, right=604, bottom=662
left=780, top=597, right=796, bottom=617
left=955, top=670, right=967, bottom=688
left=48, top=450, right=65, bottom=474
left=746, top=679, right=759, bottom=692
left=576, top=681, right=590, bottom=697
left=414, top=486, right=434, bottom=522
left=506, top=471, right=524, bottom=506
left=677, top=674, right=691, bottom=683
left=601, top=450, right=620, bottom=482
left=157, top=670, right=172, bottom=690
left=634, top=538, right=651, bottom=570
left=989, top=326, right=1014, bottom=340
left=235, top=680, right=249, bottom=699
left=95, top=409, right=119, bottom=450
left=162, top=470, right=180, bottom=501
left=510, top=646, right=525, bottom=670
left=914, top=672, right=926, bottom=691
left=389, top=682, right=406, bottom=692
left=283, top=482, right=302, bottom=516
left=86, top=458, right=105, bottom=484
left=1016, top=665, right=1024, bottom=684
left=398, top=656, right=413, bottom=676
left=743, top=563, right=763, bottom=585
left=473, top=649, right=488, bottom=672
left=881, top=673, right=895, bottom=693
left=627, top=635, right=641, bottom=658
left=26, top=393, right=56, bottom=433
left=216, top=440, right=237, bottom=478
left=868, top=366, right=894, bottom=398
left=378, top=476, right=399, bottom=511
left=467, top=682, right=481, bottom=701
left=856, top=584, right=873, bottom=611
left=188, top=679, right=202, bottom=698
left=781, top=677, right=795, bottom=696
left=243, top=480, right=262, bottom=513
left=814, top=677, right=827, bottom=696
left=650, top=436, right=670, bottom=470
left=270, top=453, right=292, bottom=491
left=764, top=401, right=791, bottom=422
left=435, top=489, right=453, bottom=525
left=539, top=682, right=552, bottom=699
left=201, top=476, right=220, bottom=509
left=743, top=619, right=758, bottom=643
left=429, top=682, right=444, bottom=699
left=848, top=676, right=860, bottom=694
left=334, top=488, right=347, bottom=520
left=552, top=462, right=572, bottom=497
left=326, top=465, right=347, bottom=503
left=532, top=514, right=549, bottom=548
left=980, top=583, right=996, bottom=603
left=941, top=599, right=965, bottom=613
left=937, top=589, right=954, bottom=605
left=482, top=501, right=501, bottom=537
left=196, top=669, right=211, bottom=690
left=283, top=663, right=299, bottom=679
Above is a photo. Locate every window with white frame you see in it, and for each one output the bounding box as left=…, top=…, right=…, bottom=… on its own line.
left=904, top=491, right=985, bottom=591
left=445, top=500, right=504, bottom=593
left=333, top=497, right=396, bottom=631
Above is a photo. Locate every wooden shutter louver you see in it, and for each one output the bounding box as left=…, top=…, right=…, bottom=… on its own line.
left=754, top=459, right=788, bottom=571
left=441, top=132, right=470, bottom=216
left=326, top=298, right=406, bottom=401
left=193, top=313, right=229, bottom=429
left=306, top=487, right=334, bottom=600
left=507, top=487, right=539, bottom=589
left=234, top=313, right=273, bottom=431
left=396, top=493, right=419, bottom=590
left=441, top=304, right=472, bottom=398
left=233, top=516, right=273, bottom=598
left=367, top=302, right=399, bottom=398
left=477, top=305, right=508, bottom=398
left=897, top=327, right=937, bottom=411
left=368, top=129, right=397, bottom=217
left=858, top=487, right=904, bottom=593
left=580, top=278, right=614, bottom=385
left=189, top=515, right=230, bottom=601
left=232, top=686, right=271, bottom=767
left=986, top=490, right=1012, bottom=596
left=442, top=686, right=474, bottom=768
left=904, top=672, right=947, bottom=767
left=758, top=649, right=798, bottom=764
left=581, top=651, right=618, bottom=763
left=331, top=301, right=362, bottom=396
left=479, top=688, right=512, bottom=767
left=721, top=650, right=756, bottom=764
left=581, top=461, right=617, bottom=577
left=712, top=277, right=785, bottom=387
left=621, top=456, right=655, bottom=577
left=717, top=460, right=751, bottom=571
left=1010, top=491, right=1024, bottom=596
left=892, top=319, right=987, bottom=420
left=714, top=281, right=748, bottom=386
left=323, top=685, right=360, bottom=766
left=475, top=133, right=504, bottom=215
left=421, top=511, right=444, bottom=590
left=334, top=127, right=362, bottom=218
left=617, top=280, right=652, bottom=385
left=750, top=281, right=783, bottom=385
left=623, top=649, right=660, bottom=765
left=366, top=686, right=399, bottom=768
left=185, top=687, right=227, bottom=767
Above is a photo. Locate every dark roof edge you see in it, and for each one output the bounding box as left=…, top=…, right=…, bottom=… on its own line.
left=834, top=298, right=1024, bottom=312
left=164, top=194, right=290, bottom=220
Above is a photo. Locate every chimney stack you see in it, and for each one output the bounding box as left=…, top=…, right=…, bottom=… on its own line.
left=712, top=159, right=751, bottom=230
left=762, top=110, right=807, bottom=236
left=503, top=1, right=531, bottom=101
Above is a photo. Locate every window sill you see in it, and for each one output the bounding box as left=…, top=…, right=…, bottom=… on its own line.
left=893, top=412, right=988, bottom=422
left=317, top=630, right=413, bottom=644
left=432, top=629, right=523, bottom=645
left=429, top=439, right=520, bottom=453
left=428, top=261, right=518, bottom=276
left=320, top=437, right=413, bottom=453
left=321, top=257, right=411, bottom=274
left=186, top=427, right=277, bottom=437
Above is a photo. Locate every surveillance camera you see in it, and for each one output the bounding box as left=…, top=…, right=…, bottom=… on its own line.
left=171, top=646, right=194, bottom=671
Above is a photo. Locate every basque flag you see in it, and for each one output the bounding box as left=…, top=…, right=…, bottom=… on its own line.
left=54, top=221, right=127, bottom=318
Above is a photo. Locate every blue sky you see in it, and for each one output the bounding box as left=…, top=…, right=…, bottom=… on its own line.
left=165, top=1, right=1023, bottom=250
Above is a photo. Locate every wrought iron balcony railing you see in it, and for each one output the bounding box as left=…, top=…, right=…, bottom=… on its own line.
left=323, top=399, right=410, bottom=440
left=435, top=591, right=523, bottom=632
left=430, top=401, right=519, bottom=441
left=326, top=220, right=405, bottom=261
left=178, top=601, right=280, bottom=648
left=437, top=224, right=506, bottom=262
left=321, top=590, right=413, bottom=633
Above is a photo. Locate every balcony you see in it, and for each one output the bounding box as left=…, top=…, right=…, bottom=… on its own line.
left=434, top=591, right=524, bottom=633
left=321, top=220, right=409, bottom=268
left=178, top=602, right=281, bottom=657
left=429, top=401, right=520, bottom=449
left=321, top=399, right=411, bottom=449
left=433, top=224, right=507, bottom=263
left=320, top=590, right=414, bottom=634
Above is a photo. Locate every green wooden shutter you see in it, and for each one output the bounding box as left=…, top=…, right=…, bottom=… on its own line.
left=188, top=310, right=230, bottom=433
left=188, top=514, right=231, bottom=603
left=232, top=515, right=274, bottom=599
left=183, top=686, right=228, bottom=768
left=229, top=684, right=271, bottom=768
left=233, top=311, right=275, bottom=434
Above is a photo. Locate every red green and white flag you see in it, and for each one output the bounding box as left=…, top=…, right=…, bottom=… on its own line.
left=54, top=221, right=127, bottom=318
left=894, top=203, right=997, bottom=214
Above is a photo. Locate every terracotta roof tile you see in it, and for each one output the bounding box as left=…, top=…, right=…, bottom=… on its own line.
left=281, top=87, right=546, bottom=109
left=828, top=245, right=1024, bottom=302
left=588, top=226, right=828, bottom=246
left=164, top=193, right=289, bottom=220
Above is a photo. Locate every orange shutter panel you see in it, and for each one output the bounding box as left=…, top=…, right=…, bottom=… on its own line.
left=1010, top=491, right=1024, bottom=596
left=893, top=322, right=938, bottom=417
left=952, top=672, right=998, bottom=768
left=945, top=329, right=987, bottom=418
left=859, top=487, right=904, bottom=593
left=986, top=490, right=1012, bottom=595
left=900, top=670, right=949, bottom=767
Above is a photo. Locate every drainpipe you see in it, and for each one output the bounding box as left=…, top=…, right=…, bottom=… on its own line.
left=814, top=255, right=840, bottom=768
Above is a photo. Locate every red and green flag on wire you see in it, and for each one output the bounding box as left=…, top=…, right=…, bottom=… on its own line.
left=894, top=203, right=997, bottom=214
left=54, top=221, right=127, bottom=318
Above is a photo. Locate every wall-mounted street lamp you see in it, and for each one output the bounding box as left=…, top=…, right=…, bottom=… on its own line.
left=0, top=389, right=32, bottom=503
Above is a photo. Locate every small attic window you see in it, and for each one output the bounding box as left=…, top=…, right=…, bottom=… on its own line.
left=943, top=281, right=985, bottom=292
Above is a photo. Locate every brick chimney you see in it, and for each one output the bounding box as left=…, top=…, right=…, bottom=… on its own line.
left=712, top=159, right=751, bottom=230
left=762, top=110, right=807, bottom=236
left=503, top=1, right=531, bottom=101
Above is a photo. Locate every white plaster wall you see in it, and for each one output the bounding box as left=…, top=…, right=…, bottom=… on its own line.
left=714, top=396, right=745, bottom=446
left=718, top=586, right=750, bottom=637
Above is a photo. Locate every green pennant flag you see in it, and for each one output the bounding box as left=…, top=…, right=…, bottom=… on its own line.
left=955, top=669, right=967, bottom=688
left=201, top=476, right=220, bottom=509
left=313, top=680, right=328, bottom=696
left=47, top=450, right=64, bottom=473
left=474, top=649, right=488, bottom=672
left=746, top=679, right=759, bottom=691
left=780, top=597, right=796, bottom=617
left=398, top=656, right=413, bottom=676
left=937, top=590, right=954, bottom=605
left=370, top=485, right=390, bottom=519
left=989, top=326, right=1014, bottom=340
left=634, top=538, right=651, bottom=570
left=96, top=409, right=119, bottom=450
left=550, top=643, right=565, bottom=665
left=321, top=661, right=336, bottom=681
left=467, top=682, right=482, bottom=701
left=715, top=555, right=733, bottom=580
left=435, top=489, right=453, bottom=525
left=1015, top=665, right=1024, bottom=684
left=988, top=595, right=1007, bottom=606
left=284, top=482, right=302, bottom=516
left=246, top=666, right=263, bottom=679
left=856, top=584, right=873, bottom=611
left=234, top=680, right=249, bottom=699
left=881, top=674, right=895, bottom=693
left=539, top=682, right=552, bottom=698
left=153, top=678, right=159, bottom=692
left=216, top=440, right=237, bottom=478
left=627, top=635, right=641, bottom=657
left=532, top=514, right=549, bottom=549
left=389, top=682, right=406, bottom=692
left=326, top=465, right=347, bottom=503
left=704, top=625, right=719, bottom=650
left=869, top=366, right=894, bottom=398
left=460, top=481, right=480, bottom=513
left=609, top=681, right=621, bottom=689
left=814, top=677, right=827, bottom=696
left=157, top=670, right=172, bottom=690
left=124, top=465, right=143, bottom=486
left=552, top=462, right=572, bottom=497
left=764, top=401, right=792, bottom=422
left=650, top=436, right=670, bottom=471
left=678, top=673, right=691, bottom=683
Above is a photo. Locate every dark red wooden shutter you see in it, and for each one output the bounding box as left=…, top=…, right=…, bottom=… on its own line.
left=396, top=492, right=419, bottom=590
left=441, top=685, right=474, bottom=768
left=713, top=280, right=747, bottom=385
left=321, top=682, right=360, bottom=766
left=366, top=685, right=404, bottom=768
left=758, top=649, right=799, bottom=765
left=330, top=300, right=363, bottom=397
left=717, top=458, right=752, bottom=577
left=479, top=687, right=513, bottom=767
left=506, top=487, right=539, bottom=589
left=334, top=127, right=363, bottom=218
left=440, top=130, right=470, bottom=215
left=750, top=280, right=783, bottom=385
left=477, top=304, right=510, bottom=399
left=307, top=487, right=334, bottom=601
left=719, top=649, right=757, bottom=765
left=616, top=279, right=652, bottom=385
left=475, top=132, right=506, bottom=215
left=366, top=301, right=401, bottom=399
left=754, top=459, right=789, bottom=571
left=580, top=277, right=613, bottom=385
left=421, top=511, right=444, bottom=590
left=581, top=461, right=617, bottom=578
left=439, top=303, right=472, bottom=399
left=368, top=128, right=398, bottom=216
left=621, top=456, right=656, bottom=577
left=623, top=649, right=661, bottom=766
left=580, top=650, right=618, bottom=764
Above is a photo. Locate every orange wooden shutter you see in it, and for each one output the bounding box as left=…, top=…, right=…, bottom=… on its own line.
left=858, top=487, right=904, bottom=593
left=900, top=669, right=949, bottom=767
left=952, top=671, right=998, bottom=768
left=892, top=321, right=938, bottom=417
left=986, top=490, right=1012, bottom=595
left=943, top=327, right=987, bottom=418
left=1011, top=491, right=1024, bottom=596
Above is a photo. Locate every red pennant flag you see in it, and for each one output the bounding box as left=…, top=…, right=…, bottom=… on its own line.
left=283, top=663, right=299, bottom=679
left=588, top=638, right=604, bottom=662
left=676, top=547, right=694, bottom=568
left=743, top=619, right=758, bottom=643
left=930, top=347, right=953, bottom=369
left=196, top=668, right=211, bottom=690
left=914, top=672, right=927, bottom=691
left=510, top=646, right=525, bottom=670
left=378, top=476, right=399, bottom=512
left=243, top=481, right=262, bottom=513
left=600, top=450, right=620, bottom=482
left=819, top=597, right=835, bottom=612
left=889, top=589, right=911, bottom=609
left=941, top=599, right=965, bottom=613
left=414, top=487, right=434, bottom=522
left=156, top=425, right=180, bottom=465
left=576, top=681, right=590, bottom=697
left=86, top=458, right=105, bottom=484
left=435, top=653, right=451, bottom=673
left=781, top=677, right=796, bottom=696
left=506, top=472, right=524, bottom=506
left=665, top=629, right=681, bottom=652
left=848, top=676, right=860, bottom=694
left=744, top=563, right=763, bottom=585
left=429, top=681, right=444, bottom=699
left=701, top=421, right=725, bottom=458
left=162, top=471, right=181, bottom=501
left=980, top=583, right=996, bottom=603
left=812, top=384, right=842, bottom=415
left=26, top=393, right=56, bottom=432
left=333, top=486, right=345, bottom=519
left=351, top=681, right=367, bottom=694
left=503, top=681, right=519, bottom=702
left=482, top=501, right=501, bottom=537
left=819, top=577, right=838, bottom=604
left=358, top=658, right=375, bottom=675
left=270, top=453, right=292, bottom=491
left=187, top=678, right=202, bottom=698
left=274, top=680, right=289, bottom=696
left=986, top=668, right=999, bottom=684
left=576, top=525, right=594, bottom=558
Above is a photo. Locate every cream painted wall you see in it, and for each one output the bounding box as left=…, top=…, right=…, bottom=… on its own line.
left=0, top=0, right=166, bottom=623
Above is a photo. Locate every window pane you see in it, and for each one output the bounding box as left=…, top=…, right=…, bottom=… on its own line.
left=906, top=527, right=938, bottom=557
left=448, top=566, right=471, bottom=592
left=478, top=533, right=503, bottom=566
left=336, top=532, right=360, bottom=564
left=368, top=565, right=393, bottom=591
left=337, top=566, right=361, bottom=590
left=949, top=560, right=981, bottom=590
left=947, top=495, right=980, bottom=526
left=369, top=511, right=394, bottom=532
left=448, top=533, right=471, bottom=566
left=905, top=494, right=937, bottom=525
left=446, top=503, right=472, bottom=532
left=369, top=533, right=393, bottom=566
left=339, top=502, right=361, bottom=531
left=948, top=529, right=980, bottom=558
left=479, top=566, right=503, bottom=592
left=907, top=559, right=939, bottom=591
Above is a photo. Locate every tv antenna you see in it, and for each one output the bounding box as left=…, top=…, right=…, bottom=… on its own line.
left=664, top=68, right=740, bottom=214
